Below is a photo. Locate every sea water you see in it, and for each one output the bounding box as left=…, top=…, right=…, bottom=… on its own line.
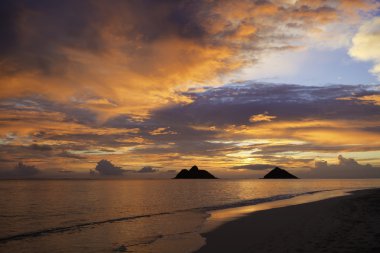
left=1, top=179, right=380, bottom=253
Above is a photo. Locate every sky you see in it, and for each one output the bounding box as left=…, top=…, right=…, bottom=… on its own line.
left=1, top=0, right=380, bottom=178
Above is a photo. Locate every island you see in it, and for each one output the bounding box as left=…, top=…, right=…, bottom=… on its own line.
left=174, top=165, right=217, bottom=179
left=262, top=167, right=298, bottom=179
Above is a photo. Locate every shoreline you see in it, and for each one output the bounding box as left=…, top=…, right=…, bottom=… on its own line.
left=195, top=188, right=380, bottom=253
left=200, top=189, right=352, bottom=234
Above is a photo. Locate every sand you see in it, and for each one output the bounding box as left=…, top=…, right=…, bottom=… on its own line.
left=195, top=189, right=380, bottom=253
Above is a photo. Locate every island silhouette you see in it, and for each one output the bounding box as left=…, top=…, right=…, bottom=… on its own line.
left=262, top=167, right=298, bottom=179
left=174, top=165, right=217, bottom=179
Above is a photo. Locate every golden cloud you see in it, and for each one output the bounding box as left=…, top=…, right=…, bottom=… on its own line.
left=358, top=95, right=380, bottom=106
left=337, top=94, right=380, bottom=106
left=222, top=119, right=380, bottom=146
left=1, top=0, right=377, bottom=120
left=1, top=1, right=380, bottom=175
left=349, top=17, right=380, bottom=80
left=149, top=127, right=177, bottom=136
left=249, top=112, right=277, bottom=122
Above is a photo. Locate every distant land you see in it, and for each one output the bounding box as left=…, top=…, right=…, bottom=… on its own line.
left=262, top=167, right=298, bottom=179
left=174, top=165, right=217, bottom=179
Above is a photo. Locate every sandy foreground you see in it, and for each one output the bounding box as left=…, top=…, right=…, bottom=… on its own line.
left=195, top=189, right=380, bottom=253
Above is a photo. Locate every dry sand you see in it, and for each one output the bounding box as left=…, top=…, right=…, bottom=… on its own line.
left=195, top=189, right=380, bottom=253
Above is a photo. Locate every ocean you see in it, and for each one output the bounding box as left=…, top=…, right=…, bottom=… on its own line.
left=1, top=179, right=380, bottom=253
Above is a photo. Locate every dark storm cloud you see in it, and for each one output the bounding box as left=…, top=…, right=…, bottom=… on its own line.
left=151, top=83, right=380, bottom=126
left=0, top=0, right=102, bottom=75
left=0, top=0, right=19, bottom=56
left=0, top=0, right=210, bottom=77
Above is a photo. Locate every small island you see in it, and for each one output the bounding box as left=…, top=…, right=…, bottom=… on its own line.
left=174, top=165, right=217, bottom=179
left=262, top=167, right=298, bottom=179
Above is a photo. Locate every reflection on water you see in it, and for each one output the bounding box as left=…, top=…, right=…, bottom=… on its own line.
left=0, top=179, right=380, bottom=252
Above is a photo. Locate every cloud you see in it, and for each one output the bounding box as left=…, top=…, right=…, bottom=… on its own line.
left=349, top=17, right=380, bottom=80
left=149, top=127, right=177, bottom=136
left=30, top=144, right=53, bottom=151
left=356, top=95, right=380, bottom=106
left=1, top=1, right=379, bottom=177
left=135, top=82, right=380, bottom=172
left=58, top=151, right=87, bottom=160
left=13, top=162, right=40, bottom=176
left=1, top=82, right=380, bottom=177
left=137, top=166, right=158, bottom=173
left=249, top=112, right=277, bottom=122
left=310, top=155, right=380, bottom=178
left=0, top=162, right=40, bottom=178
left=230, top=164, right=275, bottom=170
left=154, top=83, right=380, bottom=127
left=94, top=159, right=125, bottom=176
left=0, top=0, right=377, bottom=120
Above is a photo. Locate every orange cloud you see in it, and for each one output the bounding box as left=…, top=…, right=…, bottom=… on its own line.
left=337, top=94, right=380, bottom=106
left=358, top=95, right=380, bottom=106
left=149, top=127, right=177, bottom=136
left=1, top=0, right=376, bottom=120
left=249, top=112, right=277, bottom=122
left=1, top=1, right=380, bottom=175
left=222, top=119, right=380, bottom=146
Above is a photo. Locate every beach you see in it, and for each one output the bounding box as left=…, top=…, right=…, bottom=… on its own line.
left=196, top=189, right=380, bottom=253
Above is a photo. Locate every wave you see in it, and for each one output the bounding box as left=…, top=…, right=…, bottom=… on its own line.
left=0, top=189, right=335, bottom=244
left=0, top=211, right=172, bottom=244
left=202, top=189, right=330, bottom=212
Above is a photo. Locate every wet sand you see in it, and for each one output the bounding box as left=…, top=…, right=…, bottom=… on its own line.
left=196, top=189, right=380, bottom=253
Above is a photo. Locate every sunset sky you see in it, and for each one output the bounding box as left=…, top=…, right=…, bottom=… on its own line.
left=1, top=0, right=380, bottom=178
